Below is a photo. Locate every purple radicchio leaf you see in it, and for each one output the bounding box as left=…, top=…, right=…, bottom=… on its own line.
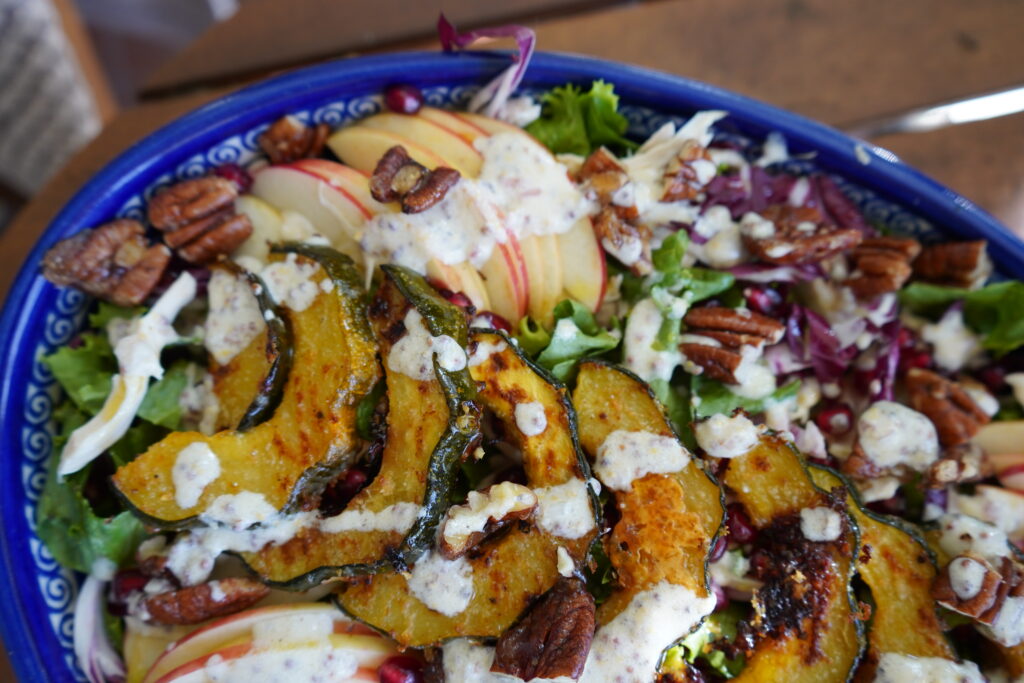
left=787, top=304, right=859, bottom=385
left=74, top=574, right=125, bottom=683
left=437, top=14, right=536, bottom=119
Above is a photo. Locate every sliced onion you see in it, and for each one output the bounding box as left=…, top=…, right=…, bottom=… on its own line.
left=73, top=574, right=125, bottom=683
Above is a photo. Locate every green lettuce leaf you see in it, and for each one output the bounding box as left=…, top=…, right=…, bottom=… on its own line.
left=88, top=302, right=144, bottom=330
left=532, top=300, right=621, bottom=381
left=36, top=404, right=146, bottom=574
left=42, top=333, right=115, bottom=414
left=900, top=281, right=1024, bottom=353
left=662, top=603, right=747, bottom=678
left=137, top=362, right=189, bottom=429
left=691, top=376, right=800, bottom=420
left=355, top=378, right=387, bottom=442
left=515, top=316, right=552, bottom=357
left=107, top=421, right=169, bottom=469
left=649, top=378, right=696, bottom=450
left=526, top=80, right=636, bottom=156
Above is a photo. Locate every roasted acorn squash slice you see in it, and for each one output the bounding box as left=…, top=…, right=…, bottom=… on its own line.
left=335, top=329, right=599, bottom=646
left=722, top=437, right=865, bottom=683
left=240, top=265, right=480, bottom=587
left=113, top=245, right=378, bottom=526
left=208, top=264, right=291, bottom=431
left=572, top=360, right=725, bottom=624
left=810, top=467, right=954, bottom=680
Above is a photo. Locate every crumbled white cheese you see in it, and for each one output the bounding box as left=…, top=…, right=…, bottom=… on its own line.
left=795, top=422, right=827, bottom=461
left=580, top=581, right=716, bottom=682
left=467, top=337, right=507, bottom=367
left=204, top=268, right=266, bottom=365
left=556, top=546, right=575, bottom=577
left=514, top=401, right=548, bottom=437
left=789, top=177, right=811, bottom=206
left=388, top=308, right=467, bottom=381
left=728, top=347, right=777, bottom=399
left=856, top=476, right=901, bottom=504
left=171, top=442, right=221, bottom=510
left=602, top=234, right=645, bottom=267
left=964, top=385, right=999, bottom=418
left=407, top=551, right=475, bottom=617
left=949, top=556, right=988, bottom=600
left=261, top=252, right=322, bottom=312
left=202, top=492, right=277, bottom=530
left=739, top=211, right=775, bottom=239
left=624, top=298, right=681, bottom=383
left=533, top=479, right=597, bottom=539
left=922, top=307, right=981, bottom=372
left=442, top=640, right=506, bottom=683
left=59, top=273, right=197, bottom=476
left=938, top=514, right=1012, bottom=564
left=857, top=401, right=939, bottom=471
left=710, top=549, right=761, bottom=597
left=799, top=507, right=843, bottom=542
left=949, top=486, right=1024, bottom=543
left=441, top=483, right=537, bottom=549
left=592, top=430, right=691, bottom=491
left=1006, top=373, right=1024, bottom=409
left=873, top=653, right=984, bottom=683
left=319, top=502, right=421, bottom=535
left=499, top=96, right=543, bottom=127
left=695, top=413, right=760, bottom=458
left=755, top=132, right=789, bottom=167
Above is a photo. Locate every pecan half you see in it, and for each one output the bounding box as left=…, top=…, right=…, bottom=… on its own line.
left=679, top=307, right=785, bottom=383
left=844, top=236, right=921, bottom=300
left=149, top=177, right=252, bottom=264
left=661, top=139, right=714, bottom=202
left=144, top=577, right=269, bottom=625
left=369, top=145, right=460, bottom=213
left=914, top=240, right=992, bottom=289
left=491, top=577, right=595, bottom=680
left=439, top=482, right=538, bottom=559
left=593, top=207, right=652, bottom=275
left=42, top=219, right=172, bottom=306
left=744, top=205, right=863, bottom=265
left=906, top=368, right=990, bottom=447
left=258, top=115, right=330, bottom=165
left=578, top=148, right=638, bottom=222
left=927, top=442, right=989, bottom=487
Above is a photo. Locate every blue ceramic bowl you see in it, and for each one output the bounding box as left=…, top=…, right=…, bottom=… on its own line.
left=1, top=51, right=1021, bottom=681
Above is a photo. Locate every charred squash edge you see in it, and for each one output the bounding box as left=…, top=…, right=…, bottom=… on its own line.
left=217, top=262, right=293, bottom=431
left=577, top=358, right=726, bottom=593
left=725, top=438, right=865, bottom=683
left=330, top=327, right=600, bottom=645
left=242, top=265, right=480, bottom=588
left=114, top=246, right=373, bottom=530
left=807, top=465, right=955, bottom=677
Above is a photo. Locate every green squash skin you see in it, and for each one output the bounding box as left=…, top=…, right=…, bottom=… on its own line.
left=378, top=265, right=480, bottom=570
left=234, top=266, right=293, bottom=431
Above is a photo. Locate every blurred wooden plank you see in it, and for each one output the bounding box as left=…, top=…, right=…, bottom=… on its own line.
left=141, top=0, right=623, bottom=96
left=512, top=0, right=1024, bottom=127
left=875, top=113, right=1024, bottom=236
left=52, top=0, right=117, bottom=124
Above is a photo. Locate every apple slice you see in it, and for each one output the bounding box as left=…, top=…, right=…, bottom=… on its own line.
left=155, top=632, right=392, bottom=683
left=518, top=234, right=562, bottom=324
left=418, top=107, right=489, bottom=144
left=358, top=112, right=483, bottom=176
left=232, top=195, right=284, bottom=263
left=557, top=217, right=607, bottom=312
left=479, top=235, right=528, bottom=323
left=126, top=620, right=195, bottom=683
left=288, top=158, right=392, bottom=214
left=327, top=126, right=448, bottom=174
left=426, top=259, right=491, bottom=312
left=453, top=111, right=530, bottom=138
left=250, top=164, right=367, bottom=260
left=143, top=603, right=356, bottom=683
left=973, top=420, right=1024, bottom=457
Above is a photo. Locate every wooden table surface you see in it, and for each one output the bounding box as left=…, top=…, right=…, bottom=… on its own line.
left=3, top=0, right=1024, bottom=677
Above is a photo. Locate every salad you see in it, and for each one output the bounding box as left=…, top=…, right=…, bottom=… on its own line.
left=32, top=16, right=1024, bottom=683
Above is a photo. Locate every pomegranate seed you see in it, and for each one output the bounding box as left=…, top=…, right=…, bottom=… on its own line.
left=111, top=570, right=148, bottom=603
left=712, top=582, right=729, bottom=611
left=320, top=468, right=370, bottom=515
left=867, top=493, right=905, bottom=517
left=472, top=311, right=512, bottom=332
left=743, top=287, right=783, bottom=317
left=815, top=404, right=853, bottom=436
left=708, top=535, right=727, bottom=563
left=899, top=349, right=932, bottom=373
left=213, top=163, right=253, bottom=193
left=384, top=84, right=424, bottom=115
left=896, top=327, right=915, bottom=348
left=726, top=503, right=756, bottom=545
left=979, top=366, right=1006, bottom=392
left=378, top=655, right=423, bottom=683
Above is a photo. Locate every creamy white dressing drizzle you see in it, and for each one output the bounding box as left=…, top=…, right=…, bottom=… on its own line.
left=514, top=401, right=548, bottom=437
left=873, top=653, right=984, bottom=683
left=592, top=430, right=690, bottom=491
left=171, top=442, right=221, bottom=509
left=857, top=401, right=939, bottom=471
left=533, top=479, right=597, bottom=540
left=388, top=308, right=466, bottom=381
left=407, top=551, right=475, bottom=617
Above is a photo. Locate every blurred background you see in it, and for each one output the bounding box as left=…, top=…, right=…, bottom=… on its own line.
left=1, top=0, right=1023, bottom=287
